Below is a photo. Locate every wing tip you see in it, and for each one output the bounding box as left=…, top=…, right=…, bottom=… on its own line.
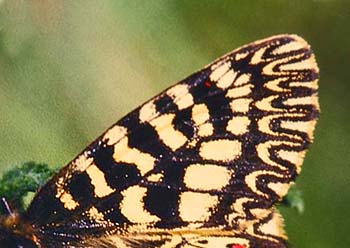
left=270, top=34, right=320, bottom=73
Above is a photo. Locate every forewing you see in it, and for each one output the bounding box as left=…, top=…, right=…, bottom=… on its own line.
left=25, top=34, right=319, bottom=247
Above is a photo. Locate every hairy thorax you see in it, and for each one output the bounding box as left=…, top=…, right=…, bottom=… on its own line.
left=0, top=213, right=39, bottom=248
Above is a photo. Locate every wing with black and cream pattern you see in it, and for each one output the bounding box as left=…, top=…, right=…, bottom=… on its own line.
left=25, top=34, right=319, bottom=248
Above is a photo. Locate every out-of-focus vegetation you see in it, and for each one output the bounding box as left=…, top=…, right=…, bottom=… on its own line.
left=0, top=1, right=349, bottom=247
left=0, top=162, right=55, bottom=213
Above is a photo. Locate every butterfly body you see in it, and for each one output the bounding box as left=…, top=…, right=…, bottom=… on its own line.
left=0, top=34, right=319, bottom=248
left=0, top=213, right=38, bottom=247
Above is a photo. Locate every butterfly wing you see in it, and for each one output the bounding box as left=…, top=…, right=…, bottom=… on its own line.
left=25, top=34, right=319, bottom=248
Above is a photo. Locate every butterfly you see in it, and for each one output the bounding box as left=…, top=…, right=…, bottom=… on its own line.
left=0, top=34, right=319, bottom=248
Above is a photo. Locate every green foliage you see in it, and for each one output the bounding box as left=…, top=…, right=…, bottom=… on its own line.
left=0, top=161, right=55, bottom=213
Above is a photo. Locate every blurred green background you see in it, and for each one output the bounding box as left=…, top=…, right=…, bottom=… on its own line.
left=0, top=1, right=348, bottom=247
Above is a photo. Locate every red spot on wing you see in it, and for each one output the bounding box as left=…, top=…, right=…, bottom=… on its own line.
left=204, top=81, right=212, bottom=87
left=231, top=244, right=247, bottom=248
